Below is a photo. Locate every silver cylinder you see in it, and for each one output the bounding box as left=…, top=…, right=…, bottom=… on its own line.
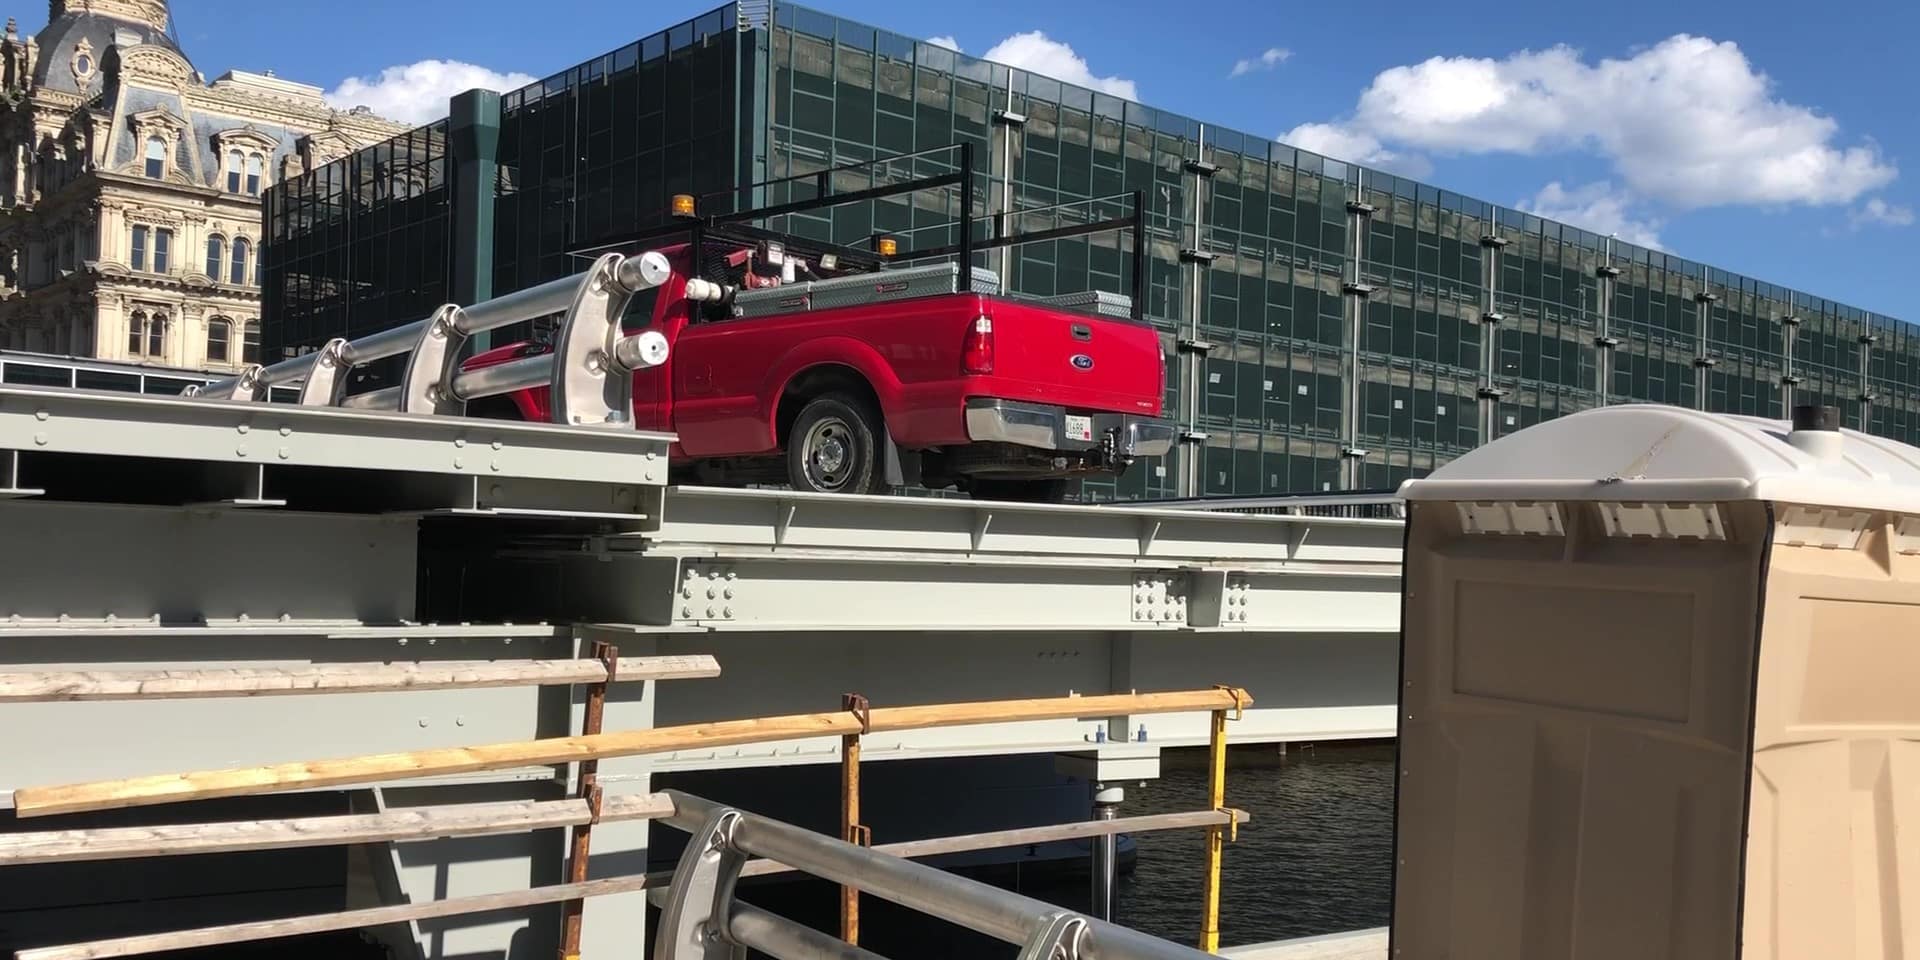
left=728, top=901, right=890, bottom=960
left=1091, top=784, right=1122, bottom=923
left=449, top=354, right=552, bottom=402
left=253, top=352, right=323, bottom=387
left=454, top=273, right=582, bottom=336
left=616, top=250, right=673, bottom=293
left=338, top=318, right=429, bottom=367
left=611, top=330, right=670, bottom=371
left=337, top=385, right=401, bottom=410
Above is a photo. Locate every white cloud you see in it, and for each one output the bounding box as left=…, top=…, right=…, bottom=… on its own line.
left=1286, top=35, right=1896, bottom=209
left=980, top=31, right=1137, bottom=100
left=925, top=35, right=961, bottom=52
left=1231, top=47, right=1292, bottom=78
left=1850, top=197, right=1914, bottom=229
left=1279, top=121, right=1433, bottom=179
left=326, top=60, right=538, bottom=126
left=1520, top=181, right=1665, bottom=249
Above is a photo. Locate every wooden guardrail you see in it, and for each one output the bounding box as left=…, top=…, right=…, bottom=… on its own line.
left=0, top=655, right=720, bottom=701
left=10, top=688, right=1249, bottom=817
left=5, top=678, right=1255, bottom=959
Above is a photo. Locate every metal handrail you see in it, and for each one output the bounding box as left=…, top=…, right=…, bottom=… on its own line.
left=1120, top=491, right=1407, bottom=519
left=657, top=790, right=1219, bottom=960
left=185, top=250, right=681, bottom=428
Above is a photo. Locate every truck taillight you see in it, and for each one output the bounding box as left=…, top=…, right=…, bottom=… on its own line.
left=962, top=316, right=994, bottom=375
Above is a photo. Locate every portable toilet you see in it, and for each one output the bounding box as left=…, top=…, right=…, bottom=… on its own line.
left=1392, top=403, right=1920, bottom=960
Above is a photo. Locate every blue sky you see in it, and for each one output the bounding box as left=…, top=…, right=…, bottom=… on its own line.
left=82, top=0, right=1920, bottom=317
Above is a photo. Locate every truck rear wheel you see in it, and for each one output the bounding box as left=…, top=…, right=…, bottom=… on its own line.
left=969, top=478, right=1075, bottom=504
left=787, top=393, right=884, bottom=495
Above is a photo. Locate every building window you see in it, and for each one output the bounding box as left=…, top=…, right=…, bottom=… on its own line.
left=130, top=225, right=148, bottom=271
left=144, top=137, right=165, bottom=179
left=206, top=235, right=223, bottom=279
left=245, top=154, right=263, bottom=196
left=231, top=236, right=250, bottom=285
left=153, top=228, right=171, bottom=273
left=207, top=317, right=231, bottom=363
left=226, top=149, right=243, bottom=193
left=242, top=320, right=260, bottom=364
left=128, top=309, right=165, bottom=357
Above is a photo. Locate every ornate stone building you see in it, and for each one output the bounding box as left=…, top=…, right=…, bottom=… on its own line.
left=0, top=0, right=405, bottom=370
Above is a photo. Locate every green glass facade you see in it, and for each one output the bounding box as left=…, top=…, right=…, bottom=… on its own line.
left=262, top=120, right=450, bottom=352
left=263, top=1, right=1909, bottom=501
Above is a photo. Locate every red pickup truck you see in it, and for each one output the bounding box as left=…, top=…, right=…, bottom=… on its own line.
left=462, top=239, right=1173, bottom=502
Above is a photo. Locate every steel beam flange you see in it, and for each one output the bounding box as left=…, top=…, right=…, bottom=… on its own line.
left=1016, top=912, right=1091, bottom=960
left=654, top=808, right=747, bottom=960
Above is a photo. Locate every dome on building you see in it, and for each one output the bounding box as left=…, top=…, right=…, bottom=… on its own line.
left=31, top=0, right=182, bottom=95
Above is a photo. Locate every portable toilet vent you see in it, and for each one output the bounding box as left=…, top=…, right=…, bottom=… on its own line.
left=1393, top=403, right=1920, bottom=960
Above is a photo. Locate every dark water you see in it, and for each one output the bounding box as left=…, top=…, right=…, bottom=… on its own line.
left=734, top=742, right=1397, bottom=956
left=1116, top=742, right=1396, bottom=946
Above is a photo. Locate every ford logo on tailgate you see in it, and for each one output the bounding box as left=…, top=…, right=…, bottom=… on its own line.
left=1070, top=354, right=1095, bottom=371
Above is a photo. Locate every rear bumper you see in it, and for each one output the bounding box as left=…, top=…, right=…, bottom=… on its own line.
left=964, top=398, right=1176, bottom=457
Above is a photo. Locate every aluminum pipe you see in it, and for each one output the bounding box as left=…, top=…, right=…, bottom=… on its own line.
left=728, top=902, right=891, bottom=960
left=663, top=792, right=1213, bottom=960
left=337, top=318, right=429, bottom=367
left=337, top=385, right=401, bottom=410
left=450, top=355, right=551, bottom=402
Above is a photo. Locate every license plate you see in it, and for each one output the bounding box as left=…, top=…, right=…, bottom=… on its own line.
left=1065, top=414, right=1094, bottom=442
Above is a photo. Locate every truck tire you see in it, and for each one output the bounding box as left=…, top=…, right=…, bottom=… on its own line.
left=787, top=393, right=885, bottom=495
left=969, top=478, right=1075, bottom=504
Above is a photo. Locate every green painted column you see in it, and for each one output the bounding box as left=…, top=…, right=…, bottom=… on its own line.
left=447, top=88, right=500, bottom=351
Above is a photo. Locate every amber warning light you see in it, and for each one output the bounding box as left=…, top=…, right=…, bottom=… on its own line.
left=876, top=236, right=898, bottom=257
left=671, top=194, right=697, bottom=217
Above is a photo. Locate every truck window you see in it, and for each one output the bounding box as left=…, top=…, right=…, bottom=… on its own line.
left=620, top=288, right=661, bottom=333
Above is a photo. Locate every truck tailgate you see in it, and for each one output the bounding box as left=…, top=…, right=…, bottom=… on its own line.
left=985, top=297, right=1163, bottom=414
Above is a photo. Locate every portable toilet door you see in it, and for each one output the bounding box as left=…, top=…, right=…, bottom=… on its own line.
left=1391, top=403, right=1920, bottom=960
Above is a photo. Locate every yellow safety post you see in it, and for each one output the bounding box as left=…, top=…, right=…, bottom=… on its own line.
left=1199, top=686, right=1247, bottom=953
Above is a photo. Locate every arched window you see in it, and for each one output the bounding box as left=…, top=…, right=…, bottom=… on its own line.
left=144, top=137, right=165, bottom=179
left=245, top=154, right=263, bottom=196
left=226, top=149, right=243, bottom=193
left=206, top=317, right=231, bottom=363
left=206, top=235, right=223, bottom=279
left=127, top=309, right=158, bottom=356
left=230, top=236, right=250, bottom=285
left=242, top=320, right=261, bottom=364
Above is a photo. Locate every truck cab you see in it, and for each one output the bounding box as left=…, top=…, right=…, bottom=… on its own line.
left=463, top=147, right=1173, bottom=503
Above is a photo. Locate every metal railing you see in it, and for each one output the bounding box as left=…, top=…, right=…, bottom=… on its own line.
left=1120, top=491, right=1407, bottom=520
left=5, top=685, right=1255, bottom=960
left=188, top=250, right=700, bottom=427
left=655, top=790, right=1223, bottom=960
left=0, top=350, right=300, bottom=401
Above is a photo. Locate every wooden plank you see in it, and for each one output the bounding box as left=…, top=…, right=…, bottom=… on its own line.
left=0, top=793, right=674, bottom=866
left=0, top=654, right=720, bottom=702
left=15, top=806, right=1239, bottom=960
left=11, top=687, right=1249, bottom=818
left=13, top=875, right=662, bottom=960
